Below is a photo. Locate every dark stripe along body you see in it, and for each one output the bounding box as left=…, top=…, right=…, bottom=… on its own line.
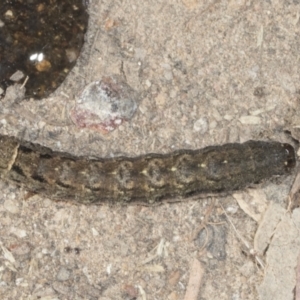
left=0, top=135, right=295, bottom=204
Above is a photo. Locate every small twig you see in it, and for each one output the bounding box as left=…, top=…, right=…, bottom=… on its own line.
left=220, top=204, right=265, bottom=269
left=287, top=171, right=300, bottom=212
left=198, top=226, right=209, bottom=253
left=183, top=258, right=204, bottom=300
left=190, top=197, right=216, bottom=241
left=20, top=76, right=29, bottom=89
left=137, top=285, right=147, bottom=300
left=295, top=251, right=300, bottom=300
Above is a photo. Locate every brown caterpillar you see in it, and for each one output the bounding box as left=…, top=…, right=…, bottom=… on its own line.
left=0, top=135, right=295, bottom=204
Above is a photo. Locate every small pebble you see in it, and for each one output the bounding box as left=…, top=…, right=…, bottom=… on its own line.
left=56, top=267, right=71, bottom=281
left=193, top=117, right=208, bottom=133
left=4, top=198, right=19, bottom=214
left=71, top=76, right=138, bottom=133
left=239, top=115, right=261, bottom=125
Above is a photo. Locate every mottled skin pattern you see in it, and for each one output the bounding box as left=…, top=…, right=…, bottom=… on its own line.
left=0, top=135, right=295, bottom=204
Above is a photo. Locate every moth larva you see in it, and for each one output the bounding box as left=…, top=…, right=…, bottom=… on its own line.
left=0, top=135, right=295, bottom=205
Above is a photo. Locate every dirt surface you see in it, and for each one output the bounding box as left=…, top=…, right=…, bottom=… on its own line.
left=1, top=1, right=300, bottom=299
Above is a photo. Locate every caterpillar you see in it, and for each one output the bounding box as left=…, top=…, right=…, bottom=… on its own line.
left=0, top=135, right=295, bottom=205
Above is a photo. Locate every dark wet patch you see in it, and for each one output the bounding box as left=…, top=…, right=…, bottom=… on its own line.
left=0, top=0, right=88, bottom=99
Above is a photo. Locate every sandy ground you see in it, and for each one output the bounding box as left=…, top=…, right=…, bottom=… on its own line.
left=1, top=0, right=300, bottom=299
